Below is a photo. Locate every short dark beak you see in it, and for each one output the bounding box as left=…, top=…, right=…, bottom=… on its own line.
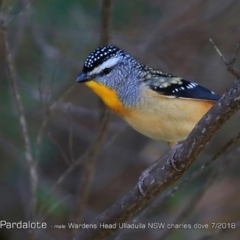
left=76, top=73, right=90, bottom=83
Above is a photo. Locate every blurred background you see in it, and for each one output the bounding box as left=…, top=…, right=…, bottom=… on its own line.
left=0, top=0, right=240, bottom=239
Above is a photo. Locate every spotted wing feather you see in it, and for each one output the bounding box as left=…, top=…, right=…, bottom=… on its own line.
left=146, top=75, right=220, bottom=102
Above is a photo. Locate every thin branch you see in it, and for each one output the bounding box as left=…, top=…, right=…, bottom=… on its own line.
left=211, top=132, right=240, bottom=161
left=35, top=70, right=51, bottom=161
left=48, top=142, right=87, bottom=192
left=35, top=62, right=56, bottom=161
left=37, top=69, right=45, bottom=113
left=48, top=132, right=71, bottom=166
left=1, top=19, right=37, bottom=229
left=209, top=38, right=240, bottom=78
left=230, top=39, right=240, bottom=65
left=142, top=1, right=235, bottom=56
left=35, top=117, right=49, bottom=161
left=35, top=85, right=75, bottom=162
left=100, top=0, right=112, bottom=45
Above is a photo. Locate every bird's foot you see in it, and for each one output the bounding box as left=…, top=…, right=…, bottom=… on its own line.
left=138, top=142, right=183, bottom=196
left=138, top=161, right=159, bottom=196
left=168, top=143, right=182, bottom=171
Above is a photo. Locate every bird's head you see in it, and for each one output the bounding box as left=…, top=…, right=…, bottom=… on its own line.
left=76, top=45, right=142, bottom=110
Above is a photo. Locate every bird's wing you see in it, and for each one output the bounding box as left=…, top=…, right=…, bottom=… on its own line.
left=143, top=71, right=220, bottom=101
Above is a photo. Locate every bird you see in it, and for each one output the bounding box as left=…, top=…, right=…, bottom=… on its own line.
left=76, top=45, right=220, bottom=147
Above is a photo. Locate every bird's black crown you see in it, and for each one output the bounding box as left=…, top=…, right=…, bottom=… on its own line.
left=83, top=45, right=124, bottom=73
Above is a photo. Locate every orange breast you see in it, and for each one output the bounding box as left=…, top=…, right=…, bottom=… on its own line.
left=85, top=81, right=129, bottom=116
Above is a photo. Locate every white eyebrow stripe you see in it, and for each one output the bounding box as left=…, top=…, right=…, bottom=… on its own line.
left=89, top=57, right=120, bottom=75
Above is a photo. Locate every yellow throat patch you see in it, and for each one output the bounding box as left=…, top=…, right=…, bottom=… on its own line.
left=85, top=80, right=128, bottom=115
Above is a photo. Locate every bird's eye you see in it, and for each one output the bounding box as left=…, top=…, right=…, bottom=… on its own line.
left=102, top=68, right=112, bottom=75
